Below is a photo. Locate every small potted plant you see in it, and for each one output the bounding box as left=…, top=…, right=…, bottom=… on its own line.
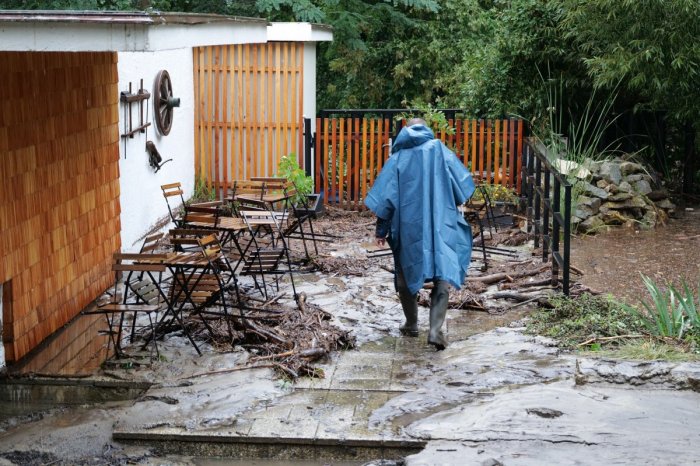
left=278, top=154, right=323, bottom=217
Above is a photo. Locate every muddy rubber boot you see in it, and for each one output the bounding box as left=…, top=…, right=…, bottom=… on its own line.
left=399, top=299, right=419, bottom=337
left=428, top=280, right=450, bottom=350
left=396, top=262, right=419, bottom=337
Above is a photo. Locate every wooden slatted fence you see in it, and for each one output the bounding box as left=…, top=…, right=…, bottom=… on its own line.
left=194, top=43, right=304, bottom=199
left=314, top=117, right=524, bottom=210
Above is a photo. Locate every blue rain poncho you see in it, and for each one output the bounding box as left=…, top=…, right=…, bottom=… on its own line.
left=365, top=124, right=476, bottom=295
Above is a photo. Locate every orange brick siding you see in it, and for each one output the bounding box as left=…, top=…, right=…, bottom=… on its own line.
left=0, top=51, right=121, bottom=363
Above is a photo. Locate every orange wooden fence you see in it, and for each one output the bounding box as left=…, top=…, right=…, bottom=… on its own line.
left=194, top=43, right=304, bottom=199
left=314, top=117, right=524, bottom=210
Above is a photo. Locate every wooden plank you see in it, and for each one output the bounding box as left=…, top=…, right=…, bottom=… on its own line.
left=455, top=119, right=462, bottom=163
left=267, top=43, right=274, bottom=180
left=338, top=118, right=345, bottom=208
left=347, top=118, right=354, bottom=208
left=494, top=119, right=500, bottom=186
left=236, top=44, right=244, bottom=181
left=501, top=118, right=508, bottom=188
left=331, top=118, right=337, bottom=206
left=206, top=46, right=214, bottom=189
left=368, top=118, right=375, bottom=189
left=315, top=117, right=322, bottom=194
left=517, top=119, right=524, bottom=193
left=322, top=117, right=329, bottom=204
left=486, top=120, right=493, bottom=184
left=228, top=44, right=235, bottom=194
left=508, top=118, right=516, bottom=188
left=281, top=42, right=289, bottom=159
left=193, top=48, right=201, bottom=181
left=220, top=45, right=228, bottom=198
left=257, top=45, right=265, bottom=176
left=477, top=120, right=484, bottom=183
left=245, top=44, right=253, bottom=178
left=353, top=117, right=360, bottom=210
left=253, top=44, right=265, bottom=176
left=213, top=45, right=221, bottom=196
left=469, top=120, right=476, bottom=176
left=274, top=42, right=282, bottom=171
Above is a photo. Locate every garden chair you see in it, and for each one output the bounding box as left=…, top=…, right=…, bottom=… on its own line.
left=83, top=253, right=168, bottom=359
left=237, top=197, right=298, bottom=302
left=249, top=177, right=335, bottom=258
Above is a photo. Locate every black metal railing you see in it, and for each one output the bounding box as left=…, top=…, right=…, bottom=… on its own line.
left=522, top=139, right=572, bottom=295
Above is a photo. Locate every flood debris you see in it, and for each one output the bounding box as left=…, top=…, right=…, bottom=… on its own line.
left=180, top=291, right=355, bottom=379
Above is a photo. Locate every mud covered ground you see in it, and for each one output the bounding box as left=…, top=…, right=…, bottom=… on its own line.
left=571, top=207, right=700, bottom=304
left=1, top=207, right=699, bottom=465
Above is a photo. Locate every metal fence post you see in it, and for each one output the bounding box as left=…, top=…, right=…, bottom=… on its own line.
left=303, top=117, right=312, bottom=177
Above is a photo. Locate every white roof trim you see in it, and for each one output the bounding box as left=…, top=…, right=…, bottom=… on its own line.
left=267, top=22, right=333, bottom=42
left=0, top=12, right=332, bottom=52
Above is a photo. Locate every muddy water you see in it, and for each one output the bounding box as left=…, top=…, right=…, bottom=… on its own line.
left=570, top=207, right=700, bottom=304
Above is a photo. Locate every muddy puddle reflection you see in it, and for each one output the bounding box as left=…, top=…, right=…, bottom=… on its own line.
left=571, top=207, right=700, bottom=304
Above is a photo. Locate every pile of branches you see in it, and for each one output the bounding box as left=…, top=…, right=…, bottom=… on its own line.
left=185, top=292, right=355, bottom=379
left=417, top=286, right=486, bottom=310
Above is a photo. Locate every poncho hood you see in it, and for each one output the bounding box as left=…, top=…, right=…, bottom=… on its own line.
left=391, top=124, right=435, bottom=152
left=365, top=124, right=476, bottom=295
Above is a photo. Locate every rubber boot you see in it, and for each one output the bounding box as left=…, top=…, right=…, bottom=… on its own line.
left=398, top=295, right=419, bottom=337
left=396, top=263, right=419, bottom=337
left=428, top=280, right=450, bottom=350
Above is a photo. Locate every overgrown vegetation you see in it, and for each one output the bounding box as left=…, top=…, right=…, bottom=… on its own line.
left=4, top=0, right=698, bottom=194
left=527, top=274, right=700, bottom=359
left=190, top=176, right=216, bottom=203
left=397, top=101, right=455, bottom=136
left=527, top=293, right=645, bottom=349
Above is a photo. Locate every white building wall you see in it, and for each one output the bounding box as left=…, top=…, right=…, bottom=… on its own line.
left=303, top=42, right=318, bottom=132
left=117, top=48, right=195, bottom=250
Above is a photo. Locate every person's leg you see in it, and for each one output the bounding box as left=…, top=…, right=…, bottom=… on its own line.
left=395, top=261, right=419, bottom=337
left=428, top=279, right=450, bottom=350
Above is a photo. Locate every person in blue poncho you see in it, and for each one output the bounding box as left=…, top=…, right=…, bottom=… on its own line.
left=365, top=118, right=476, bottom=350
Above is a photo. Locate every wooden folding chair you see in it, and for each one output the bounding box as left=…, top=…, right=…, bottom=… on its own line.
left=166, top=234, right=240, bottom=344
left=84, top=253, right=168, bottom=359
left=250, top=177, right=336, bottom=258
left=238, top=198, right=298, bottom=302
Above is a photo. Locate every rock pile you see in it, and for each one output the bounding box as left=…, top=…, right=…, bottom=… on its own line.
left=559, top=158, right=676, bottom=233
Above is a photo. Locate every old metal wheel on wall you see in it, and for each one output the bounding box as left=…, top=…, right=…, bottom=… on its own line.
left=154, top=69, right=175, bottom=136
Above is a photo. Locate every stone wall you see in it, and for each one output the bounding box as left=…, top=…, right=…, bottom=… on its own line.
left=568, top=158, right=675, bottom=233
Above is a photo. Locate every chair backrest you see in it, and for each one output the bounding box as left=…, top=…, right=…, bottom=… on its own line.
left=198, top=234, right=234, bottom=285
left=169, top=228, right=212, bottom=251
left=231, top=180, right=266, bottom=200
left=139, top=232, right=165, bottom=254
left=161, top=182, right=186, bottom=224
left=183, top=204, right=219, bottom=228
left=112, top=253, right=168, bottom=306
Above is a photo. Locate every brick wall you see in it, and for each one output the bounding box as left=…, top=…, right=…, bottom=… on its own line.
left=0, top=51, right=121, bottom=363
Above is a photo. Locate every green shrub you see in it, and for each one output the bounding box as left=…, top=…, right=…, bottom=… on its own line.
left=277, top=154, right=313, bottom=205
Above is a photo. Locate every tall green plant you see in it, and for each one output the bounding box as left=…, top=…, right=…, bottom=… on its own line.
left=397, top=101, right=455, bottom=136
left=622, top=274, right=700, bottom=340
left=277, top=154, right=313, bottom=205
left=533, top=69, right=621, bottom=167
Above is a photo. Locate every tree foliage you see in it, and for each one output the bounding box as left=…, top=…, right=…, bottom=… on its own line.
left=2, top=0, right=698, bottom=191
